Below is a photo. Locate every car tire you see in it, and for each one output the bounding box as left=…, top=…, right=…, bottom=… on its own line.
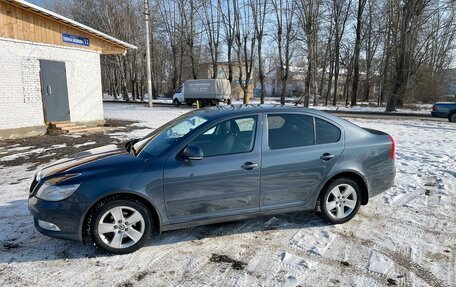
left=449, top=112, right=456, bottom=123
left=90, top=198, right=152, bottom=254
left=173, top=99, right=180, bottom=107
left=319, top=178, right=361, bottom=224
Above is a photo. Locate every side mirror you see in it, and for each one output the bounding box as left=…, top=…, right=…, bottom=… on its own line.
left=181, top=145, right=204, bottom=160
left=125, top=139, right=139, bottom=152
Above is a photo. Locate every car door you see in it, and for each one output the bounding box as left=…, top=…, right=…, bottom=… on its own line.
left=163, top=114, right=262, bottom=224
left=260, top=113, right=344, bottom=211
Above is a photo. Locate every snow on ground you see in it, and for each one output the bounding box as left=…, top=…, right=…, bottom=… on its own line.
left=235, top=99, right=432, bottom=114
left=0, top=103, right=455, bottom=287
left=313, top=103, right=431, bottom=114
left=104, top=93, right=432, bottom=115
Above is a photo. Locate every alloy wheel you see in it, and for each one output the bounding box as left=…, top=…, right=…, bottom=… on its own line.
left=325, top=184, right=358, bottom=219
left=97, top=206, right=145, bottom=249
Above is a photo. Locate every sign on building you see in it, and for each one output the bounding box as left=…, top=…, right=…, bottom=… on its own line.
left=62, top=33, right=90, bottom=47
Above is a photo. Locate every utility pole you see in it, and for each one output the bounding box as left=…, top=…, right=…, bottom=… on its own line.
left=144, top=0, right=153, bottom=108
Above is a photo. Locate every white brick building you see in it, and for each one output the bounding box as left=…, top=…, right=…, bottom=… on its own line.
left=0, top=0, right=136, bottom=139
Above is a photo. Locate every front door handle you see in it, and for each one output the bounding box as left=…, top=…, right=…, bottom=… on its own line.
left=241, top=162, right=258, bottom=170
left=320, top=153, right=335, bottom=161
left=46, top=84, right=52, bottom=96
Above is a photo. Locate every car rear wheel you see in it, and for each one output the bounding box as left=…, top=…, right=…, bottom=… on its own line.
left=449, top=113, right=456, bottom=122
left=319, top=178, right=361, bottom=224
left=90, top=199, right=152, bottom=254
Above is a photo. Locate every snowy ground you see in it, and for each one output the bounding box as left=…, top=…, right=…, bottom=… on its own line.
left=0, top=103, right=455, bottom=287
left=103, top=94, right=433, bottom=114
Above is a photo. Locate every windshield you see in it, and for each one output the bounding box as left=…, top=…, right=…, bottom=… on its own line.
left=132, top=113, right=208, bottom=157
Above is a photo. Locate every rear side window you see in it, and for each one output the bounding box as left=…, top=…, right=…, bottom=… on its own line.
left=268, top=114, right=314, bottom=149
left=316, top=118, right=341, bottom=144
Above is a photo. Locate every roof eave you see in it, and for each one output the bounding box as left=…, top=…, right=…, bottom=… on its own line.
left=8, top=0, right=137, bottom=50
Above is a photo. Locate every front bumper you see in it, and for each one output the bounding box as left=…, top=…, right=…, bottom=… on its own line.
left=28, top=196, right=89, bottom=242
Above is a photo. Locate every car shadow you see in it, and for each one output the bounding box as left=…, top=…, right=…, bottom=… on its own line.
left=0, top=199, right=328, bottom=264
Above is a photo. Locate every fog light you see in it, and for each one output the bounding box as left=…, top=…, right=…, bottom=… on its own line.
left=38, top=219, right=61, bottom=231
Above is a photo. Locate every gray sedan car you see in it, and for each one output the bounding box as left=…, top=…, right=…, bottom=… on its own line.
left=29, top=105, right=396, bottom=254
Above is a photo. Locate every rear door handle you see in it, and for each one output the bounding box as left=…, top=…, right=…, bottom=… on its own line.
left=241, top=162, right=258, bottom=170
left=320, top=153, right=335, bottom=161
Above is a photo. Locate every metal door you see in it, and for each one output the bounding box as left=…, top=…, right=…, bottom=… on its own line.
left=260, top=113, right=344, bottom=210
left=40, top=60, right=70, bottom=122
left=163, top=115, right=262, bottom=224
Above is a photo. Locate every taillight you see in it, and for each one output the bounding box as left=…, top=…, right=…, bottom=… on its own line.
left=432, top=105, right=437, bottom=111
left=389, top=135, right=395, bottom=160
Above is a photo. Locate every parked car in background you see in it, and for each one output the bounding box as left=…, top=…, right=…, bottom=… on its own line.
left=29, top=105, right=396, bottom=254
left=431, top=102, right=456, bottom=122
left=172, top=79, right=231, bottom=107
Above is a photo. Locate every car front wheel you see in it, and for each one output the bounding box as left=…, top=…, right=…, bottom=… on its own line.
left=90, top=198, right=152, bottom=254
left=319, top=178, right=361, bottom=224
left=173, top=99, right=180, bottom=107
left=449, top=113, right=456, bottom=123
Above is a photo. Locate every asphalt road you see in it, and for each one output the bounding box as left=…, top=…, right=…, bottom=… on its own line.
left=329, top=111, right=447, bottom=121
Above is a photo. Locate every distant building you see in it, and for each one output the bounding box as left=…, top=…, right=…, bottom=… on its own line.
left=255, top=66, right=306, bottom=97
left=256, top=66, right=381, bottom=103
left=182, top=61, right=253, bottom=100
left=0, top=0, right=135, bottom=139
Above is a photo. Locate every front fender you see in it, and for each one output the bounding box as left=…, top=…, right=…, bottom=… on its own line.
left=78, top=189, right=166, bottom=241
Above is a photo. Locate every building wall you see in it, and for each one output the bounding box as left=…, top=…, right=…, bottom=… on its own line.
left=258, top=79, right=306, bottom=98
left=0, top=37, right=103, bottom=131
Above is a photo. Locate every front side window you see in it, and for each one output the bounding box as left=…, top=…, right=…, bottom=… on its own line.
left=315, top=118, right=341, bottom=144
left=268, top=114, right=314, bottom=149
left=135, top=114, right=208, bottom=157
left=190, top=116, right=258, bottom=157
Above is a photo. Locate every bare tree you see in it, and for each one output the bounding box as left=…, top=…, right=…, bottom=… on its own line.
left=179, top=0, right=200, bottom=80
left=350, top=0, right=367, bottom=106
left=250, top=0, right=268, bottom=104
left=202, top=0, right=221, bottom=79
left=361, top=0, right=381, bottom=103
left=297, top=0, right=321, bottom=107
left=220, top=0, right=236, bottom=84
left=233, top=0, right=257, bottom=104
left=52, top=0, right=456, bottom=106
left=156, top=0, right=183, bottom=91
left=271, top=0, right=297, bottom=105
left=332, top=0, right=351, bottom=106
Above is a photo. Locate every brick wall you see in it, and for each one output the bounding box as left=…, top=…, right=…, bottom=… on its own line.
left=0, top=37, right=104, bottom=130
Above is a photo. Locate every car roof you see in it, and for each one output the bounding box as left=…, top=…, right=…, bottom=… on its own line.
left=193, top=104, right=337, bottom=120
left=191, top=104, right=368, bottom=136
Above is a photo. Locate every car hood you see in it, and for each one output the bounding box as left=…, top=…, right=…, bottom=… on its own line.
left=38, top=144, right=129, bottom=180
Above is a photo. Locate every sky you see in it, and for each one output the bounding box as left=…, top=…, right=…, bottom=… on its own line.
left=28, top=0, right=43, bottom=6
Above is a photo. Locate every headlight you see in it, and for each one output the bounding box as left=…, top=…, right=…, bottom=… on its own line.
left=35, top=177, right=80, bottom=201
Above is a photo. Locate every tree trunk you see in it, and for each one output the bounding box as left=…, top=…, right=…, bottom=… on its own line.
left=325, top=59, right=334, bottom=106
left=258, top=39, right=266, bottom=104
left=351, top=0, right=366, bottom=106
